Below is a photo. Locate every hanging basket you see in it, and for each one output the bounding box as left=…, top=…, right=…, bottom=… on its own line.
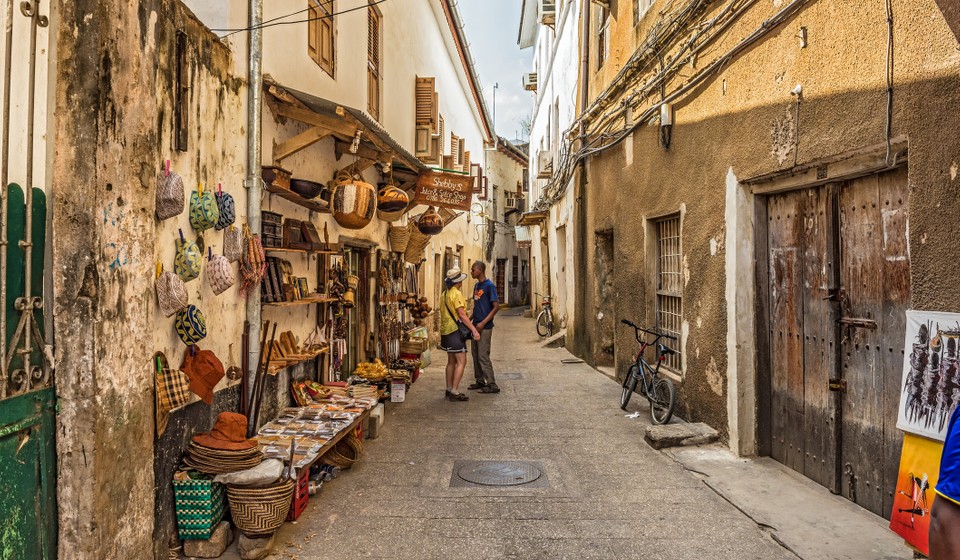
left=404, top=226, right=431, bottom=264
left=226, top=479, right=295, bottom=538
left=416, top=206, right=444, bottom=235
left=389, top=223, right=411, bottom=253
left=331, top=172, right=376, bottom=229
left=377, top=208, right=406, bottom=222
left=376, top=184, right=409, bottom=212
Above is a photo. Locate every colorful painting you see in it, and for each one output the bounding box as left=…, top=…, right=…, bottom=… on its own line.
left=897, top=310, right=960, bottom=441
left=890, top=433, right=943, bottom=555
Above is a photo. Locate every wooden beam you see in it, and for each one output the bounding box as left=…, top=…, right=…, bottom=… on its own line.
left=273, top=126, right=331, bottom=163
left=333, top=138, right=394, bottom=166
left=273, top=103, right=358, bottom=138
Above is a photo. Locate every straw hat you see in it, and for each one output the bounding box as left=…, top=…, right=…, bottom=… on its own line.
left=180, top=347, right=225, bottom=405
left=445, top=267, right=467, bottom=285
left=191, top=412, right=258, bottom=451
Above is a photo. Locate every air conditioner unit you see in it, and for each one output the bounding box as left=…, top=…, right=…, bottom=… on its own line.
left=537, top=151, right=553, bottom=179
left=540, top=0, right=556, bottom=26
left=523, top=73, right=538, bottom=92
left=505, top=192, right=518, bottom=209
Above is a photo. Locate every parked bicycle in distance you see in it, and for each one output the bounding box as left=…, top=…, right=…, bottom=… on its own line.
left=619, top=319, right=678, bottom=425
left=535, top=293, right=555, bottom=337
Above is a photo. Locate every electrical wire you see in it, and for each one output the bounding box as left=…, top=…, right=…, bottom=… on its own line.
left=214, top=0, right=389, bottom=38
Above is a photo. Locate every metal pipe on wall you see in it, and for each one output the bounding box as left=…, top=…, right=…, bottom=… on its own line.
left=245, top=0, right=263, bottom=414
left=573, top=0, right=590, bottom=354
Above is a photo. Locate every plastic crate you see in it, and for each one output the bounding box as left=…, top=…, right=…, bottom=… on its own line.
left=286, top=469, right=310, bottom=521
left=173, top=476, right=226, bottom=540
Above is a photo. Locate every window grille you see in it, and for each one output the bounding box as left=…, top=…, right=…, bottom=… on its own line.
left=655, top=214, right=682, bottom=371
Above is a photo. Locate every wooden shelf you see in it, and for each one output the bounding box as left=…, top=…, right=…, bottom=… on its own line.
left=264, top=184, right=330, bottom=213
left=262, top=297, right=338, bottom=307
left=265, top=247, right=339, bottom=255
left=267, top=347, right=330, bottom=374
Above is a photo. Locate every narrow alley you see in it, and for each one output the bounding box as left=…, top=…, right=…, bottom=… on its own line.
left=233, top=311, right=792, bottom=560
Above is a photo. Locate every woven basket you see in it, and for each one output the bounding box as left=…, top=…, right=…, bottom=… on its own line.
left=331, top=176, right=376, bottom=229
left=322, top=433, right=363, bottom=470
left=378, top=208, right=406, bottom=222
left=404, top=227, right=431, bottom=264
left=389, top=223, right=411, bottom=253
left=226, top=479, right=295, bottom=538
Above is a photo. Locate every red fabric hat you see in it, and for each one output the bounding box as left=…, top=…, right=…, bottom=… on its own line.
left=180, top=346, right=225, bottom=405
left=192, top=412, right=258, bottom=451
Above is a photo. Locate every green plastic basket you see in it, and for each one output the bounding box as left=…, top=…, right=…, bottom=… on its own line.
left=173, top=476, right=226, bottom=540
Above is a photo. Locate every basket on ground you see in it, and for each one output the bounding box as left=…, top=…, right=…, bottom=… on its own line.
left=173, top=477, right=227, bottom=540
left=226, top=479, right=295, bottom=538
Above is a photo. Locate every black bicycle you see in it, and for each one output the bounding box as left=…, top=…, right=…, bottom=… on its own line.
left=619, top=319, right=677, bottom=425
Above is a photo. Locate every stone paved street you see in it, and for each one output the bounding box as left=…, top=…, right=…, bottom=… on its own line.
left=254, top=309, right=792, bottom=560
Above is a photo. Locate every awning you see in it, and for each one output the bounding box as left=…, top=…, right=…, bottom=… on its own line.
left=518, top=211, right=547, bottom=226
left=264, top=79, right=427, bottom=176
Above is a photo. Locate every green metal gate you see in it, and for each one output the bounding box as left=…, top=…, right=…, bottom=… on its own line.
left=0, top=0, right=56, bottom=558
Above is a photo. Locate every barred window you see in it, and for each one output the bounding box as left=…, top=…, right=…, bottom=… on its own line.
left=655, top=214, right=682, bottom=371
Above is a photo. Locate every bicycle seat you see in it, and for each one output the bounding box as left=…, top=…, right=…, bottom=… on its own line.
left=659, top=344, right=676, bottom=356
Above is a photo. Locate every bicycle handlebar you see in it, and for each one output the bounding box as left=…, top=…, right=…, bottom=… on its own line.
left=620, top=319, right=677, bottom=341
left=535, top=293, right=552, bottom=300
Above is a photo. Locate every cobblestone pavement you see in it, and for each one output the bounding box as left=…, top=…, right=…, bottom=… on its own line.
left=264, top=311, right=792, bottom=560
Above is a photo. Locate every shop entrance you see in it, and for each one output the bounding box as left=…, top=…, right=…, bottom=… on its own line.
left=343, top=245, right=371, bottom=377
left=594, top=230, right=615, bottom=367
left=0, top=1, right=57, bottom=557
left=760, top=165, right=910, bottom=518
left=495, top=258, right=506, bottom=301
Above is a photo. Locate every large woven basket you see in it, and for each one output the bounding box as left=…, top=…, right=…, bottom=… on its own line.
left=404, top=227, right=431, bottom=264
left=322, top=433, right=363, bottom=470
left=389, top=223, right=411, bottom=253
left=378, top=208, right=406, bottom=222
left=226, top=479, right=295, bottom=538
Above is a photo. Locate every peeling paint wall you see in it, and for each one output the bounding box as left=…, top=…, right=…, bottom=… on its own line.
left=52, top=0, right=249, bottom=557
left=580, top=0, right=960, bottom=449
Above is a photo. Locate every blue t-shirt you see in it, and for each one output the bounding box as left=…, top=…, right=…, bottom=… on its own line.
left=471, top=278, right=498, bottom=329
left=937, top=406, right=960, bottom=506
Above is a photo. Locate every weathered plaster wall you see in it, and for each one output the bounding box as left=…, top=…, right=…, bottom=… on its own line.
left=581, top=0, right=960, bottom=448
left=485, top=146, right=527, bottom=305
left=53, top=0, right=249, bottom=557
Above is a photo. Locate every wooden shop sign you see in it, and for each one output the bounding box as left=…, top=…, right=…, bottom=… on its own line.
left=413, top=170, right=474, bottom=211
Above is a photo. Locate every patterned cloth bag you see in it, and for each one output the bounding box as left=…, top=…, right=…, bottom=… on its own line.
left=174, top=229, right=201, bottom=282
left=223, top=225, right=243, bottom=262
left=154, top=352, right=192, bottom=436
left=215, top=184, right=236, bottom=230
left=207, top=248, right=235, bottom=296
left=175, top=304, right=207, bottom=345
left=189, top=182, right=220, bottom=232
left=156, top=161, right=185, bottom=220
left=156, top=265, right=189, bottom=317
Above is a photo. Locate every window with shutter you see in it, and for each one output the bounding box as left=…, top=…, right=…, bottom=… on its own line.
left=308, top=1, right=335, bottom=77
left=437, top=114, right=445, bottom=154
left=415, top=77, right=437, bottom=131
left=462, top=151, right=471, bottom=174
left=367, top=5, right=382, bottom=121
left=450, top=134, right=461, bottom=169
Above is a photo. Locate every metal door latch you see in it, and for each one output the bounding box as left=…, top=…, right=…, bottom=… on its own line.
left=838, top=317, right=878, bottom=329
left=822, top=288, right=846, bottom=302
left=829, top=378, right=847, bottom=392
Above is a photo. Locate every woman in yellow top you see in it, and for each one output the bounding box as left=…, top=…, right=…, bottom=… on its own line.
left=439, top=267, right=480, bottom=401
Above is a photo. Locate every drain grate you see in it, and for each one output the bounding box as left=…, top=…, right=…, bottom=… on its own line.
left=450, top=460, right=549, bottom=488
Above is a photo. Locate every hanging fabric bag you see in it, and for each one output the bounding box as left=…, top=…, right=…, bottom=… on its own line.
left=156, top=160, right=185, bottom=221
left=223, top=224, right=243, bottom=262
left=214, top=183, right=236, bottom=230
left=207, top=247, right=236, bottom=296
left=175, top=304, right=207, bottom=345
left=174, top=229, right=202, bottom=282
left=156, top=263, right=189, bottom=317
left=189, top=182, right=220, bottom=232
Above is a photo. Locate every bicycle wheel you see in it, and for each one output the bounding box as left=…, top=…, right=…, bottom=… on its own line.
left=620, top=365, right=639, bottom=410
left=536, top=311, right=551, bottom=337
left=650, top=377, right=676, bottom=425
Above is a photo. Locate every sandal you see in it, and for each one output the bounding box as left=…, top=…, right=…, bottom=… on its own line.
left=479, top=384, right=500, bottom=394
left=447, top=392, right=469, bottom=401
left=467, top=382, right=486, bottom=390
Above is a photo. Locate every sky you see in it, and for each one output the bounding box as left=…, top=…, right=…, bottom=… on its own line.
left=457, top=0, right=534, bottom=144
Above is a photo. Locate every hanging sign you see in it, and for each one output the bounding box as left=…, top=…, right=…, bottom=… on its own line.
left=413, top=170, right=474, bottom=211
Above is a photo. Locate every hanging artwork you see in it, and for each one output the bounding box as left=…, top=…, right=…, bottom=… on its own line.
left=889, top=432, right=943, bottom=556
left=897, top=310, right=960, bottom=441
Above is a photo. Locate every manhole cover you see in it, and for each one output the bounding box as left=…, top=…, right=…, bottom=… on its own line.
left=455, top=461, right=543, bottom=486
left=497, top=372, right=523, bottom=381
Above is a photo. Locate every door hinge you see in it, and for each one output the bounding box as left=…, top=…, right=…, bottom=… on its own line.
left=829, top=378, right=847, bottom=392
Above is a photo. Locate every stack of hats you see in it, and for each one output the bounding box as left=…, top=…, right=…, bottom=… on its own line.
left=184, top=412, right=263, bottom=474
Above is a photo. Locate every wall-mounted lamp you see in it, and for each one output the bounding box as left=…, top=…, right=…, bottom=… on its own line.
left=659, top=103, right=673, bottom=150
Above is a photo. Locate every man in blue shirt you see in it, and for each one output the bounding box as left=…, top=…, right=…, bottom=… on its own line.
left=931, top=405, right=960, bottom=558
left=468, top=261, right=501, bottom=394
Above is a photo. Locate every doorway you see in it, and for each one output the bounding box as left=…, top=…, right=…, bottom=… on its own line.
left=495, top=259, right=506, bottom=302
left=595, top=230, right=615, bottom=367
left=760, top=165, right=910, bottom=518
left=343, top=246, right=370, bottom=376
left=555, top=226, right=567, bottom=324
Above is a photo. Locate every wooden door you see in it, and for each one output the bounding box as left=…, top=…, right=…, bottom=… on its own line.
left=838, top=167, right=910, bottom=517
left=766, top=186, right=839, bottom=490
left=495, top=259, right=506, bottom=300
